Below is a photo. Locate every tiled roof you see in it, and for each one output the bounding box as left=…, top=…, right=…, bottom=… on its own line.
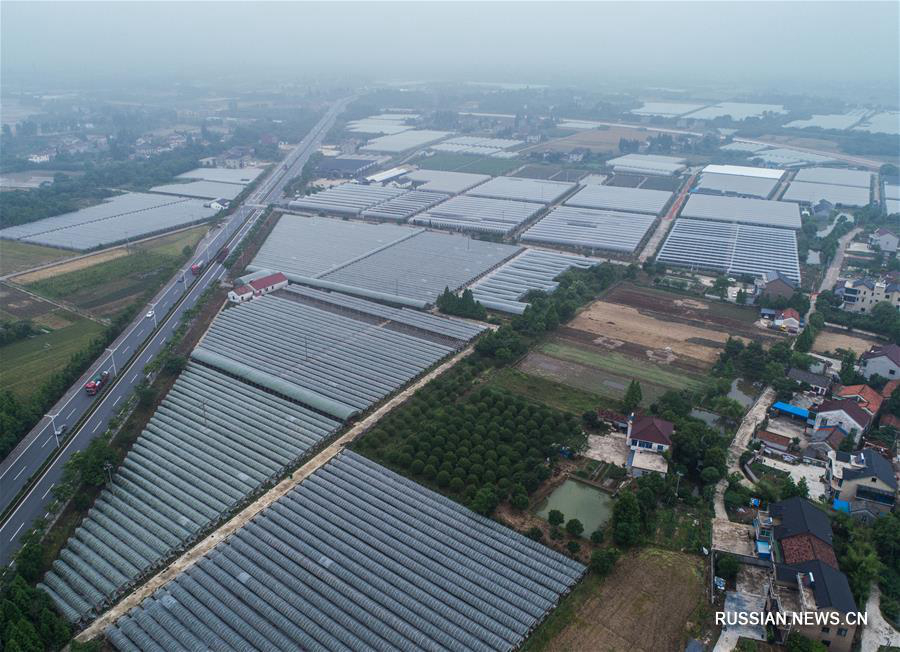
left=861, top=343, right=900, bottom=367
left=249, top=272, right=288, bottom=292
left=816, top=399, right=873, bottom=429
left=630, top=416, right=674, bottom=446
left=835, top=384, right=884, bottom=415
left=780, top=533, right=839, bottom=569
left=756, top=430, right=791, bottom=447
left=770, top=497, right=833, bottom=547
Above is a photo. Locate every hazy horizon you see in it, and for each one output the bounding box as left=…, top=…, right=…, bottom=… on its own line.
left=2, top=1, right=898, bottom=104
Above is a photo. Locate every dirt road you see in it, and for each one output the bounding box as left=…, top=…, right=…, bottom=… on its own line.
left=861, top=585, right=900, bottom=652
left=727, top=386, right=774, bottom=485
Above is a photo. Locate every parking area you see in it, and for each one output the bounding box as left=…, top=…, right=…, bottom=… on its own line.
left=585, top=431, right=629, bottom=466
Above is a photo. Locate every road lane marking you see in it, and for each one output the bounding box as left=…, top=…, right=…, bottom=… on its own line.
left=122, top=346, right=130, bottom=353
left=113, top=396, right=122, bottom=407
left=132, top=374, right=138, bottom=382
left=13, top=466, right=26, bottom=480
left=42, top=437, right=52, bottom=448
left=67, top=408, right=76, bottom=419
left=92, top=422, right=101, bottom=433
left=10, top=522, right=25, bottom=541
left=42, top=484, right=55, bottom=500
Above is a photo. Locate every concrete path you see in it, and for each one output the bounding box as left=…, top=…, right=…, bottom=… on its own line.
left=861, top=585, right=900, bottom=652
left=727, top=386, right=774, bottom=486
left=819, top=227, right=862, bottom=294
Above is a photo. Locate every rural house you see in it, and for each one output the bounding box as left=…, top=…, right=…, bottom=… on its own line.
left=787, top=368, right=832, bottom=395
left=869, top=227, right=899, bottom=253
left=626, top=415, right=674, bottom=452
left=826, top=449, right=897, bottom=520
left=812, top=399, right=873, bottom=441
left=755, top=269, right=797, bottom=301
left=227, top=272, right=288, bottom=303
left=859, top=343, right=900, bottom=380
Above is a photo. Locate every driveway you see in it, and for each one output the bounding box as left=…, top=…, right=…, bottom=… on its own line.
left=728, top=387, right=775, bottom=486
left=861, top=585, right=900, bottom=652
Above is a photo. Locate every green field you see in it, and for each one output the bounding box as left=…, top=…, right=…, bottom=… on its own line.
left=0, top=240, right=75, bottom=276
left=486, top=367, right=607, bottom=415
left=26, top=226, right=206, bottom=318
left=0, top=315, right=105, bottom=397
left=418, top=152, right=521, bottom=175
left=538, top=340, right=705, bottom=392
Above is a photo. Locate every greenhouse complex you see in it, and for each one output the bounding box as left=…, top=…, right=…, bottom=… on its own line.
left=105, top=452, right=585, bottom=652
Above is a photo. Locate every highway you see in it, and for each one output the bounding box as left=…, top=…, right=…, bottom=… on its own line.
left=0, top=97, right=350, bottom=565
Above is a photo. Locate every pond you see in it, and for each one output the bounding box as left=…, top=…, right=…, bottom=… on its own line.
left=728, top=378, right=757, bottom=408
left=534, top=479, right=613, bottom=535
left=690, top=408, right=723, bottom=429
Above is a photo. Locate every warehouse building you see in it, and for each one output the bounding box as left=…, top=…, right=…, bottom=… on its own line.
left=749, top=148, right=838, bottom=167
left=605, top=154, right=687, bottom=176
left=656, top=218, right=801, bottom=283
left=680, top=194, right=802, bottom=229
left=467, top=176, right=577, bottom=204
left=793, top=167, right=872, bottom=188
left=781, top=181, right=871, bottom=208
left=471, top=249, right=598, bottom=313
left=403, top=169, right=491, bottom=194
left=564, top=184, right=673, bottom=215
left=411, top=195, right=543, bottom=235
left=693, top=164, right=784, bottom=200
left=40, top=362, right=343, bottom=623
left=105, top=451, right=585, bottom=652
left=360, top=190, right=450, bottom=222
left=521, top=205, right=656, bottom=253
left=316, top=155, right=381, bottom=178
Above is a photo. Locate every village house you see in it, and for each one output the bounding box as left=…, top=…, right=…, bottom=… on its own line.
left=805, top=425, right=848, bottom=460
left=774, top=308, right=802, bottom=333
left=787, top=368, right=832, bottom=395
left=859, top=343, right=900, bottom=380
left=869, top=227, right=899, bottom=254
left=625, top=415, right=674, bottom=477
left=826, top=449, right=897, bottom=520
left=754, top=429, right=792, bottom=453
left=227, top=272, right=288, bottom=303
left=755, top=270, right=797, bottom=302
left=833, top=276, right=900, bottom=314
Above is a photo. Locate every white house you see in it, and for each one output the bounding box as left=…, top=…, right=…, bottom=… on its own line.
left=869, top=228, right=899, bottom=254
left=774, top=308, right=802, bottom=333
left=813, top=399, right=873, bottom=442
left=859, top=343, right=900, bottom=380
left=626, top=415, right=674, bottom=453
left=227, top=272, right=288, bottom=303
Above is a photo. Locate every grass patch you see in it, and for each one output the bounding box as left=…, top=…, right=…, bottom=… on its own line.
left=0, top=315, right=105, bottom=397
left=418, top=152, right=521, bottom=175
left=538, top=340, right=704, bottom=392
left=750, top=461, right=789, bottom=482
left=650, top=506, right=712, bottom=552
left=523, top=571, right=604, bottom=651
left=487, top=367, right=606, bottom=415
left=0, top=240, right=75, bottom=276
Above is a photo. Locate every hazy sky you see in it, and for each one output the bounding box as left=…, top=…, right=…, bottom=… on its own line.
left=2, top=1, right=898, bottom=100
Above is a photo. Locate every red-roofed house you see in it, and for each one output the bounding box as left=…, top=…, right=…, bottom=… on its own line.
left=228, top=272, right=288, bottom=303
left=834, top=384, right=883, bottom=416
left=754, top=429, right=791, bottom=452
left=626, top=415, right=674, bottom=453
left=775, top=308, right=802, bottom=333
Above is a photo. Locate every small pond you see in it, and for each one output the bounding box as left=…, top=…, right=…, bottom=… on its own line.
left=728, top=378, right=758, bottom=408
left=534, top=479, right=613, bottom=534
left=690, top=408, right=722, bottom=429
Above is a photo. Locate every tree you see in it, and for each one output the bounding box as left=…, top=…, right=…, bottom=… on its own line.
left=712, top=275, right=731, bottom=299
left=716, top=553, right=740, bottom=580
left=612, top=491, right=642, bottom=547
left=590, top=529, right=604, bottom=544
left=794, top=327, right=814, bottom=353
left=785, top=632, right=828, bottom=652
left=566, top=541, right=580, bottom=554
left=135, top=380, right=155, bottom=408
left=622, top=380, right=643, bottom=413
left=565, top=518, right=584, bottom=537
left=469, top=486, right=498, bottom=516
left=736, top=289, right=747, bottom=305
left=548, top=509, right=565, bottom=527
left=589, top=548, right=619, bottom=576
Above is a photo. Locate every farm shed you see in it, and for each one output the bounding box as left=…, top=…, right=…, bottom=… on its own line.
left=521, top=205, right=656, bottom=253
left=467, top=176, right=577, bottom=204
left=470, top=248, right=597, bottom=314
left=411, top=195, right=544, bottom=235
left=750, top=148, right=838, bottom=167
left=564, top=184, right=673, bottom=215
left=403, top=169, right=491, bottom=194
left=694, top=172, right=781, bottom=200
left=40, top=363, right=342, bottom=623
left=360, top=190, right=450, bottom=222
left=104, top=451, right=585, bottom=652
left=192, top=290, right=482, bottom=418
left=792, top=167, right=872, bottom=188
left=605, top=154, right=687, bottom=176
left=0, top=193, right=218, bottom=251
left=176, top=166, right=265, bottom=185
left=680, top=194, right=802, bottom=229
left=287, top=183, right=408, bottom=216
left=360, top=130, right=452, bottom=153
left=781, top=181, right=871, bottom=208
left=656, top=218, right=801, bottom=283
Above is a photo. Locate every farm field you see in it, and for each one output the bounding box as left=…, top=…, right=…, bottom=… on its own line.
left=812, top=327, right=883, bottom=357
left=417, top=152, right=521, bottom=175
left=512, top=282, right=781, bottom=405
left=530, top=126, right=654, bottom=154
left=0, top=240, right=76, bottom=277
left=23, top=226, right=207, bottom=318
left=524, top=548, right=707, bottom=652
left=487, top=366, right=608, bottom=415
left=0, top=314, right=105, bottom=398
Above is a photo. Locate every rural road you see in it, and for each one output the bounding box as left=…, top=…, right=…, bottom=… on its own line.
left=727, top=386, right=775, bottom=486
left=639, top=171, right=696, bottom=262
left=0, top=97, right=351, bottom=566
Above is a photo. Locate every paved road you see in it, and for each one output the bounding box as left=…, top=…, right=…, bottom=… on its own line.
left=0, top=98, right=350, bottom=565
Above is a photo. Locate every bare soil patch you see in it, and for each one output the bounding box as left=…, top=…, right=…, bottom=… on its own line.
left=11, top=248, right=130, bottom=284
left=812, top=328, right=883, bottom=356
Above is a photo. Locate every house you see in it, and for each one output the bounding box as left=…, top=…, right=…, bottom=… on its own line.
left=204, top=198, right=230, bottom=211
left=812, top=399, right=873, bottom=441
left=227, top=272, right=288, bottom=303
left=787, top=368, right=832, bottom=395
left=812, top=198, right=834, bottom=219
left=626, top=415, right=674, bottom=453
left=806, top=425, right=848, bottom=460
left=754, top=429, right=792, bottom=453
left=755, top=270, right=797, bottom=301
left=767, top=561, right=858, bottom=652
left=860, top=343, right=900, bottom=381
left=880, top=413, right=900, bottom=433
left=774, top=308, right=802, bottom=333
left=833, top=384, right=883, bottom=417
left=826, top=449, right=897, bottom=520
left=881, top=378, right=900, bottom=400
left=596, top=409, right=628, bottom=431
left=833, top=277, right=900, bottom=314
left=758, top=497, right=858, bottom=652
left=869, top=228, right=899, bottom=253
left=629, top=449, right=668, bottom=477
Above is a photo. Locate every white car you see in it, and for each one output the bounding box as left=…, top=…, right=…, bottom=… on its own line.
left=146, top=310, right=155, bottom=319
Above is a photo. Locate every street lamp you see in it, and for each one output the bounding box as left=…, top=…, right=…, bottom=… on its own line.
left=46, top=414, right=61, bottom=446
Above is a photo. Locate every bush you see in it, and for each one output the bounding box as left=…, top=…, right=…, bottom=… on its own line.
left=526, top=526, right=543, bottom=541
left=590, top=529, right=604, bottom=545
left=566, top=541, right=581, bottom=554
left=589, top=548, right=620, bottom=577
left=716, top=553, right=740, bottom=581
left=548, top=509, right=565, bottom=527
left=565, top=518, right=584, bottom=537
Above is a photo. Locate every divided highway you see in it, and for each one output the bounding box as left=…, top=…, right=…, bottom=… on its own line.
left=0, top=97, right=350, bottom=565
